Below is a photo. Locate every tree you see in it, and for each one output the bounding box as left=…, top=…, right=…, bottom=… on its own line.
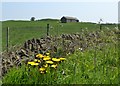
left=30, top=17, right=35, bottom=21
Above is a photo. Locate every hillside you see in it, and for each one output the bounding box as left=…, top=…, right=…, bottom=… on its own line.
left=2, top=20, right=117, bottom=51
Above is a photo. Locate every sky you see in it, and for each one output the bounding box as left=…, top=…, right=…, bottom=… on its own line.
left=1, top=0, right=119, bottom=23
left=1, top=0, right=119, bottom=2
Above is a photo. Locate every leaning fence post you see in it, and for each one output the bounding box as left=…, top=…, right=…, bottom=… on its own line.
left=6, top=27, right=9, bottom=52
left=47, top=24, right=49, bottom=36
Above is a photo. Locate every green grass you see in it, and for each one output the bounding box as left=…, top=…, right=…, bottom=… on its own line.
left=2, top=44, right=118, bottom=84
left=2, top=20, right=117, bottom=50
left=2, top=28, right=119, bottom=84
left=2, top=20, right=119, bottom=84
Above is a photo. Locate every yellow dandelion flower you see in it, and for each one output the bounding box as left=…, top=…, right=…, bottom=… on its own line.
left=59, top=58, right=66, bottom=61
left=44, top=64, right=48, bottom=68
left=39, top=67, right=46, bottom=71
left=47, top=56, right=50, bottom=58
left=31, top=62, right=39, bottom=66
left=36, top=54, right=44, bottom=58
left=38, top=60, right=41, bottom=62
left=46, top=61, right=54, bottom=64
left=43, top=57, right=51, bottom=61
left=27, top=61, right=35, bottom=65
left=46, top=53, right=50, bottom=56
left=34, top=59, right=38, bottom=62
left=44, top=56, right=50, bottom=58
left=51, top=64, right=57, bottom=69
left=52, top=58, right=60, bottom=62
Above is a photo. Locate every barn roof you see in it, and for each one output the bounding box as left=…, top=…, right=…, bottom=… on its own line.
left=62, top=16, right=78, bottom=20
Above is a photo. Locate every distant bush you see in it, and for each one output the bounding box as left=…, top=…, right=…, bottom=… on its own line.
left=30, top=17, right=35, bottom=21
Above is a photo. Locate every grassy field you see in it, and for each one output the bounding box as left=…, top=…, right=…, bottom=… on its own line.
left=2, top=20, right=117, bottom=50
left=3, top=48, right=119, bottom=84
left=2, top=20, right=119, bottom=84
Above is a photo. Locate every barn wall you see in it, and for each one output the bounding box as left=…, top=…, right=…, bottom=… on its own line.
left=61, top=17, right=79, bottom=23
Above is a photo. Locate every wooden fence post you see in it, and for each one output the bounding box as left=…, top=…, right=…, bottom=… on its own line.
left=7, top=27, right=9, bottom=52
left=100, top=24, right=102, bottom=30
left=47, top=24, right=49, bottom=36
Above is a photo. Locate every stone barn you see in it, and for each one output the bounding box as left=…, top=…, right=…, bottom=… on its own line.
left=60, top=16, right=79, bottom=23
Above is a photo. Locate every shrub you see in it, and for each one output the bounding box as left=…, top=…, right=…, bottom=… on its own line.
left=30, top=17, right=35, bottom=21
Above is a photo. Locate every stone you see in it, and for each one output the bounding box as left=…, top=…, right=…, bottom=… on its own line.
left=41, top=44, right=47, bottom=50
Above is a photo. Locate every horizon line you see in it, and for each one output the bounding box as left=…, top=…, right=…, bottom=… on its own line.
left=1, top=18, right=118, bottom=24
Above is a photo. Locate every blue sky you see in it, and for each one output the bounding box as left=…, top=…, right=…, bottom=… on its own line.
left=2, top=2, right=118, bottom=23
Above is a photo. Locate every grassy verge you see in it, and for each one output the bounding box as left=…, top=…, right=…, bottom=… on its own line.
left=2, top=43, right=118, bottom=84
